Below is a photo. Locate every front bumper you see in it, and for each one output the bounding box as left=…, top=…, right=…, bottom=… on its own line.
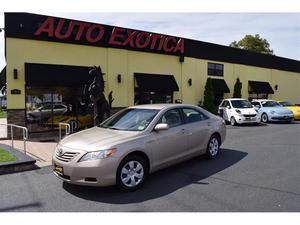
left=269, top=114, right=294, bottom=122
left=235, top=115, right=260, bottom=124
left=52, top=147, right=119, bottom=187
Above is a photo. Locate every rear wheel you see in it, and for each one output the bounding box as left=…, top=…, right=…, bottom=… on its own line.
left=116, top=155, right=148, bottom=191
left=230, top=116, right=237, bottom=126
left=261, top=113, right=268, bottom=123
left=206, top=134, right=220, bottom=159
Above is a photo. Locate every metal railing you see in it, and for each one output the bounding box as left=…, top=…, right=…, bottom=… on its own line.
left=58, top=122, right=72, bottom=141
left=0, top=123, right=28, bottom=154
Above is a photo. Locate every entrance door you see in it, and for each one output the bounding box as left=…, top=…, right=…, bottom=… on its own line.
left=134, top=91, right=173, bottom=105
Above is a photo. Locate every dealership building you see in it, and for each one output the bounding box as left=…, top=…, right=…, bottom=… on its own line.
left=1, top=12, right=300, bottom=134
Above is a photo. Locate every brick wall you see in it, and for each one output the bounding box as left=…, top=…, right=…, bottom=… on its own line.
left=7, top=109, right=26, bottom=139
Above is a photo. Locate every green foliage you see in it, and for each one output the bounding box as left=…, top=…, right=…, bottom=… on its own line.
left=233, top=78, right=242, bottom=98
left=203, top=78, right=217, bottom=113
left=0, top=111, right=7, bottom=118
left=230, top=34, right=274, bottom=55
left=0, top=148, right=17, bottom=163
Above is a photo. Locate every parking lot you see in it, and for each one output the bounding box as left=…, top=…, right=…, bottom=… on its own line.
left=0, top=121, right=299, bottom=212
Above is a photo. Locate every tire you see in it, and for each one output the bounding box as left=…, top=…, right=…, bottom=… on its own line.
left=206, top=134, right=220, bottom=159
left=116, top=155, right=148, bottom=191
left=230, top=116, right=237, bottom=126
left=261, top=113, right=268, bottom=123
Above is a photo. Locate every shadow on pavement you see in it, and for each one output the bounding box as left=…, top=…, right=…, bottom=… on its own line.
left=63, top=148, right=247, bottom=204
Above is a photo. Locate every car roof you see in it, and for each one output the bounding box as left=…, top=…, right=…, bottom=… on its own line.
left=129, top=104, right=197, bottom=110
left=252, top=99, right=275, bottom=102
left=222, top=98, right=247, bottom=101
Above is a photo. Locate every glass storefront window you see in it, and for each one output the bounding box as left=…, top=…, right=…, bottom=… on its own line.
left=26, top=86, right=94, bottom=133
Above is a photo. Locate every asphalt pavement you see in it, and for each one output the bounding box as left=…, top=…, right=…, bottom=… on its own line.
left=0, top=121, right=299, bottom=212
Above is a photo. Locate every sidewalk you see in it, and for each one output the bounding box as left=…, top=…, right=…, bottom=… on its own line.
left=0, top=118, right=7, bottom=139
left=0, top=139, right=57, bottom=167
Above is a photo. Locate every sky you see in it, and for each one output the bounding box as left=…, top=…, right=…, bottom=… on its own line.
left=0, top=12, right=300, bottom=71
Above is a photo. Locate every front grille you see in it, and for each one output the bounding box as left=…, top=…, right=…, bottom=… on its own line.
left=243, top=114, right=257, bottom=117
left=55, top=151, right=79, bottom=162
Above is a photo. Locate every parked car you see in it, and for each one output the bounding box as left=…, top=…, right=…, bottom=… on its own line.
left=52, top=104, right=226, bottom=191
left=277, top=101, right=300, bottom=120
left=251, top=99, right=294, bottom=123
left=27, top=104, right=67, bottom=123
left=218, top=98, right=260, bottom=126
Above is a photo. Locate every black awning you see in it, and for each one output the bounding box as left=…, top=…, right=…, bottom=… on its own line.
left=134, top=73, right=179, bottom=92
left=211, top=78, right=230, bottom=93
left=25, top=63, right=94, bottom=87
left=248, top=80, right=274, bottom=94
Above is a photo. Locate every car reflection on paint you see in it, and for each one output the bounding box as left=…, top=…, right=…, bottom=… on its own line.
left=52, top=104, right=226, bottom=191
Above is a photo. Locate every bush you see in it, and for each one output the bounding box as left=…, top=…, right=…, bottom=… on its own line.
left=203, top=78, right=217, bottom=113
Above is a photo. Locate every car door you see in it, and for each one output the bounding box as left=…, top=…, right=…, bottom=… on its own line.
left=181, top=107, right=211, bottom=155
left=220, top=100, right=230, bottom=121
left=149, top=108, right=188, bottom=169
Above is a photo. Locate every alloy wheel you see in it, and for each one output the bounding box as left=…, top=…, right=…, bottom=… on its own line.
left=230, top=117, right=236, bottom=126
left=209, top=137, right=219, bottom=157
left=261, top=113, right=268, bottom=123
left=120, top=160, right=144, bottom=188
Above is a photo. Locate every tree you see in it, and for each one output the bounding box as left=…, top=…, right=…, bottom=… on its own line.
left=233, top=77, right=242, bottom=98
left=203, top=78, right=216, bottom=113
left=230, top=34, right=274, bottom=55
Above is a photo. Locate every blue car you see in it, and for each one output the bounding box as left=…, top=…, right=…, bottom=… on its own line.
left=251, top=99, right=294, bottom=123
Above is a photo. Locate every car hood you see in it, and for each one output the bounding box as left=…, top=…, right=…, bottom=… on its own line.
left=59, top=127, right=139, bottom=151
left=262, top=107, right=293, bottom=114
left=236, top=108, right=257, bottom=114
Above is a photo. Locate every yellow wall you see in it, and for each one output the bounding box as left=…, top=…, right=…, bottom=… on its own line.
left=6, top=37, right=300, bottom=109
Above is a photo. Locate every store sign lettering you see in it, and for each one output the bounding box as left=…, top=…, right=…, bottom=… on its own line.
left=34, top=17, right=184, bottom=54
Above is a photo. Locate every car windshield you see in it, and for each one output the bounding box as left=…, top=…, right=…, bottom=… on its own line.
left=231, top=100, right=253, bottom=108
left=261, top=101, right=281, bottom=107
left=98, top=108, right=159, bottom=131
left=279, top=101, right=294, bottom=107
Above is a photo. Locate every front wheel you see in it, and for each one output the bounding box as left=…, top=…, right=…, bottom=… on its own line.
left=230, top=116, right=237, bottom=126
left=116, top=155, right=148, bottom=191
left=206, top=135, right=220, bottom=159
left=261, top=113, right=268, bottom=123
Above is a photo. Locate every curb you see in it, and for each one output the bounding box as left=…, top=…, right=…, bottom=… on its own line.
left=0, top=144, right=37, bottom=175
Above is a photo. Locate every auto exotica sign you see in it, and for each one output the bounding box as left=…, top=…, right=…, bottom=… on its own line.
left=34, top=17, right=185, bottom=54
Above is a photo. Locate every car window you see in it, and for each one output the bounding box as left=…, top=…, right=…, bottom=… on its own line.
left=261, top=101, right=281, bottom=107
left=54, top=105, right=66, bottom=109
left=99, top=108, right=159, bottom=131
left=221, top=100, right=228, bottom=107
left=231, top=100, right=253, bottom=108
left=279, top=101, right=294, bottom=107
left=182, top=108, right=208, bottom=123
left=41, top=105, right=52, bottom=110
left=157, top=109, right=182, bottom=128
left=252, top=102, right=261, bottom=108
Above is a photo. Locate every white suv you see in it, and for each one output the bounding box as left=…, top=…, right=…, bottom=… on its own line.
left=218, top=98, right=260, bottom=126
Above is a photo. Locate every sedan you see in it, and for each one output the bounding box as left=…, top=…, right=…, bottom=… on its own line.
left=52, top=104, right=226, bottom=191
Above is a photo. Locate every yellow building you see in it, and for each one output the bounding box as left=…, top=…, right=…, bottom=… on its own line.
left=1, top=13, right=300, bottom=134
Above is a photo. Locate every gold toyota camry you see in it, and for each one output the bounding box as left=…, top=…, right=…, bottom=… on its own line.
left=53, top=104, right=226, bottom=191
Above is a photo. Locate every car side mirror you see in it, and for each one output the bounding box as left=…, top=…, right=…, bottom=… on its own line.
left=154, top=123, right=169, bottom=131
left=226, top=106, right=231, bottom=109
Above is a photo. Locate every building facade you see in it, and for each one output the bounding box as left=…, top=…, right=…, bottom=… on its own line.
left=2, top=13, right=300, bottom=134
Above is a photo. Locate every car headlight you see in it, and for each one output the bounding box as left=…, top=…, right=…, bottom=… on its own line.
left=254, top=108, right=258, bottom=113
left=78, top=148, right=117, bottom=162
left=270, top=110, right=275, bottom=114
left=235, top=109, right=241, bottom=114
